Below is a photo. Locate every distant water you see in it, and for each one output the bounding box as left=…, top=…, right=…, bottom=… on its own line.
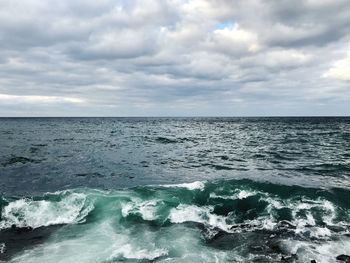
left=0, top=117, right=349, bottom=262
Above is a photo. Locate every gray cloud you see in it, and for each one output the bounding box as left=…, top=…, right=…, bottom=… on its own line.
left=0, top=0, right=350, bottom=116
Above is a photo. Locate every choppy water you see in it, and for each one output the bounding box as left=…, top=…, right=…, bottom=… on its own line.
left=0, top=117, right=350, bottom=262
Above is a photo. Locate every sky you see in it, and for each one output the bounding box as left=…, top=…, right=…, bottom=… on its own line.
left=0, top=0, right=350, bottom=116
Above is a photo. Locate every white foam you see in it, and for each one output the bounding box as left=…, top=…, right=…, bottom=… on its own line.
left=265, top=196, right=285, bottom=210
left=236, top=190, right=255, bottom=199
left=282, top=237, right=350, bottom=263
left=309, top=227, right=332, bottom=238
left=0, top=193, right=93, bottom=229
left=168, top=192, right=340, bottom=235
left=256, top=193, right=341, bottom=236
left=121, top=199, right=159, bottom=221
left=160, top=181, right=205, bottom=191
left=0, top=243, right=5, bottom=254
left=260, top=218, right=277, bottom=230
left=322, top=200, right=336, bottom=225
left=108, top=244, right=168, bottom=261
left=169, top=204, right=206, bottom=224
left=210, top=189, right=257, bottom=200
left=284, top=197, right=339, bottom=236
left=169, top=204, right=231, bottom=231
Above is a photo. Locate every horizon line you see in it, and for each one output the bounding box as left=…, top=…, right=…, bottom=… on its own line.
left=0, top=116, right=350, bottom=118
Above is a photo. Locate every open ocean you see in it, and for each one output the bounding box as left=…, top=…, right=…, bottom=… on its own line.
left=0, top=117, right=350, bottom=263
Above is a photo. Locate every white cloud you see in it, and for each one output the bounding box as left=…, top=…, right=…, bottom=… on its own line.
left=207, top=24, right=260, bottom=55
left=0, top=94, right=85, bottom=104
left=0, top=0, right=350, bottom=116
left=323, top=50, right=350, bottom=81
left=79, top=29, right=158, bottom=59
left=242, top=49, right=312, bottom=68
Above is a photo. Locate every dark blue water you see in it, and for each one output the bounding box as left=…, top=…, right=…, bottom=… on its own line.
left=0, top=117, right=349, bottom=262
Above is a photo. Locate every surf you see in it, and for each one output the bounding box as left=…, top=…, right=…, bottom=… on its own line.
left=1, top=179, right=349, bottom=262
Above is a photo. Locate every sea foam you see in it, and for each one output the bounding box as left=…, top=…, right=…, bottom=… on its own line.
left=121, top=199, right=159, bottom=221
left=107, top=244, right=168, bottom=261
left=160, top=181, right=206, bottom=190
left=0, top=192, right=93, bottom=229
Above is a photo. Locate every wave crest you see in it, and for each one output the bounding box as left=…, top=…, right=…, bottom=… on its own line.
left=0, top=192, right=93, bottom=229
left=107, top=244, right=168, bottom=261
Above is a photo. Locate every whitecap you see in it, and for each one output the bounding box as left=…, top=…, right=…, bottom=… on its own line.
left=121, top=199, right=159, bottom=221
left=160, top=181, right=206, bottom=191
left=168, top=204, right=206, bottom=224
left=168, top=204, right=231, bottom=232
left=107, top=244, right=168, bottom=261
left=0, top=192, right=93, bottom=229
left=210, top=189, right=258, bottom=200
left=309, top=227, right=332, bottom=238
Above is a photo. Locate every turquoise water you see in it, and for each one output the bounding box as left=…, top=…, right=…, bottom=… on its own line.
left=1, top=180, right=350, bottom=262
left=0, top=117, right=350, bottom=262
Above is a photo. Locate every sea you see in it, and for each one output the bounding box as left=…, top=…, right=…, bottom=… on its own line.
left=0, top=117, right=349, bottom=262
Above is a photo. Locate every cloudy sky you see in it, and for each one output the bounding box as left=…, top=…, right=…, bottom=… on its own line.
left=0, top=0, right=350, bottom=116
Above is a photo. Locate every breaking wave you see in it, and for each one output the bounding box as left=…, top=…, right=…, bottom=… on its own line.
left=0, top=192, right=93, bottom=230
left=1, top=179, right=350, bottom=262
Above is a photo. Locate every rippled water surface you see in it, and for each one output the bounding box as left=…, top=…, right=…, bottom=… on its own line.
left=0, top=117, right=350, bottom=262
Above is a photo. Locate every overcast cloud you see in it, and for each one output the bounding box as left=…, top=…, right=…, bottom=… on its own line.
left=0, top=0, right=350, bottom=116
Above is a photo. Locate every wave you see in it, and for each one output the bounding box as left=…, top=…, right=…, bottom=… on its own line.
left=158, top=181, right=206, bottom=190
left=1, top=179, right=349, bottom=234
left=107, top=244, right=168, bottom=261
left=0, top=192, right=93, bottom=229
left=1, top=179, right=350, bottom=262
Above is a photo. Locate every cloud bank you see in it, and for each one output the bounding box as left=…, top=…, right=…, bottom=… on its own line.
left=0, top=0, right=350, bottom=116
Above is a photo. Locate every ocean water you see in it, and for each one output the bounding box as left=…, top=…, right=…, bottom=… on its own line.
left=0, top=117, right=349, bottom=262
